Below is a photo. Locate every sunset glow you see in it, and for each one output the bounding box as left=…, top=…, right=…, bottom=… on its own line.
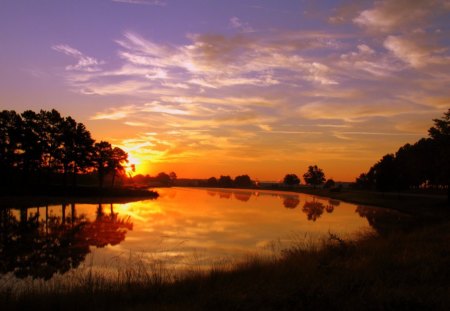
left=1, top=0, right=449, bottom=181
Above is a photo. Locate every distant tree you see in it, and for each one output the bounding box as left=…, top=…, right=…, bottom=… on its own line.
left=156, top=172, right=171, bottom=186
left=207, top=177, right=218, bottom=187
left=323, top=179, right=336, bottom=189
left=283, top=174, right=300, bottom=186
left=234, top=175, right=253, bottom=188
left=169, top=172, right=177, bottom=184
left=303, top=165, right=325, bottom=188
left=218, top=175, right=233, bottom=188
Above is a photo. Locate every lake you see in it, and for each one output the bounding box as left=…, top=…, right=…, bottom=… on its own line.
left=0, top=187, right=405, bottom=281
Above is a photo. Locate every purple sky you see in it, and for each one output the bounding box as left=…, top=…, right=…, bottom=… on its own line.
left=1, top=0, right=449, bottom=180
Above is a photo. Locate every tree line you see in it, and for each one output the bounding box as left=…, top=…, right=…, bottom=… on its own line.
left=354, top=109, right=449, bottom=199
left=0, top=109, right=129, bottom=190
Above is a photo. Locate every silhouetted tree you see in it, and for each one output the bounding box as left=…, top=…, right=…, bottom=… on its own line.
left=110, top=147, right=128, bottom=187
left=323, top=179, right=336, bottom=189
left=218, top=175, right=233, bottom=188
left=283, top=174, right=300, bottom=186
left=428, top=109, right=450, bottom=202
left=234, top=174, right=253, bottom=187
left=156, top=172, right=172, bottom=185
left=169, top=171, right=177, bottom=184
left=93, top=141, right=113, bottom=188
left=207, top=177, right=218, bottom=187
left=303, top=165, right=325, bottom=188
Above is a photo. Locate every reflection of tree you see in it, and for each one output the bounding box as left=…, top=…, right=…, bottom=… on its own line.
left=328, top=199, right=340, bottom=207
left=219, top=192, right=232, bottom=199
left=0, top=207, right=89, bottom=280
left=302, top=200, right=325, bottom=221
left=283, top=196, right=300, bottom=209
left=234, top=192, right=251, bottom=202
left=356, top=205, right=411, bottom=235
left=0, top=203, right=133, bottom=280
left=83, top=204, right=133, bottom=247
left=325, top=205, right=334, bottom=213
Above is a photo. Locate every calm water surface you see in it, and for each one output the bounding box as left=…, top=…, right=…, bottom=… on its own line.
left=0, top=187, right=405, bottom=280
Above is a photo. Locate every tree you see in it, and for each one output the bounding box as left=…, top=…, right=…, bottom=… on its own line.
left=155, top=172, right=171, bottom=186
left=234, top=175, right=253, bottom=187
left=110, top=147, right=128, bottom=187
left=218, top=175, right=233, bottom=188
left=428, top=109, right=450, bottom=202
left=303, top=165, right=325, bottom=188
left=207, top=177, right=218, bottom=187
left=283, top=174, right=300, bottom=186
left=323, top=179, right=335, bottom=189
left=93, top=141, right=113, bottom=188
left=169, top=172, right=177, bottom=184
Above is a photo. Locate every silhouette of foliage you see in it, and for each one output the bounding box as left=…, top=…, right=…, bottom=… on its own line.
left=0, top=109, right=128, bottom=191
left=283, top=174, right=300, bottom=186
left=303, top=165, right=326, bottom=188
left=218, top=175, right=233, bottom=188
left=323, top=179, right=335, bottom=189
left=355, top=109, right=450, bottom=200
left=234, top=175, right=253, bottom=187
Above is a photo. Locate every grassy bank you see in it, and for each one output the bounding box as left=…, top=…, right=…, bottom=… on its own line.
left=2, top=221, right=450, bottom=310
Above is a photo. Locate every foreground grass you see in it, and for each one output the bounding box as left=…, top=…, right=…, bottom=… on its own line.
left=2, top=222, right=450, bottom=310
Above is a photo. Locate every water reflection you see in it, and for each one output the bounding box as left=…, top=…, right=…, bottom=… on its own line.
left=355, top=205, right=413, bottom=235
left=1, top=188, right=413, bottom=280
left=283, top=196, right=300, bottom=209
left=0, top=204, right=133, bottom=280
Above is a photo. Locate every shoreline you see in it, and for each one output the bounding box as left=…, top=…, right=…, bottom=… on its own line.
left=0, top=187, right=159, bottom=208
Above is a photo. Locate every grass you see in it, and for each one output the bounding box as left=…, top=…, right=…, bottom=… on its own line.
left=2, top=221, right=450, bottom=310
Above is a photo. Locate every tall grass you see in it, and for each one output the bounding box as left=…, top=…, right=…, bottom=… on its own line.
left=2, top=222, right=450, bottom=310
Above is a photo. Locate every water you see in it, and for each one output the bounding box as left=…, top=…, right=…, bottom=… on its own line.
left=0, top=187, right=406, bottom=281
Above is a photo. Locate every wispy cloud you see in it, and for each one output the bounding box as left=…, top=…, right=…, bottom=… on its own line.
left=229, top=17, right=254, bottom=33
left=52, top=44, right=104, bottom=72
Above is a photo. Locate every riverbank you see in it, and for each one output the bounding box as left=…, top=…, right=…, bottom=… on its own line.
left=0, top=186, right=159, bottom=208
left=289, top=187, right=449, bottom=219
left=2, top=219, right=449, bottom=310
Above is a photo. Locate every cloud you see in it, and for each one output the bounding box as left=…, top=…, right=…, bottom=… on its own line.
left=52, top=44, right=104, bottom=72
left=384, top=35, right=450, bottom=68
left=353, top=0, right=448, bottom=33
left=111, top=0, right=166, bottom=6
left=229, top=17, right=254, bottom=33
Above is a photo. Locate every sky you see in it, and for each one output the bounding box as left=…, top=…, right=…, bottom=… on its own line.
left=1, top=0, right=449, bottom=181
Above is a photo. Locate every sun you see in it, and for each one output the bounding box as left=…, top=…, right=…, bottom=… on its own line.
left=124, top=151, right=145, bottom=176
